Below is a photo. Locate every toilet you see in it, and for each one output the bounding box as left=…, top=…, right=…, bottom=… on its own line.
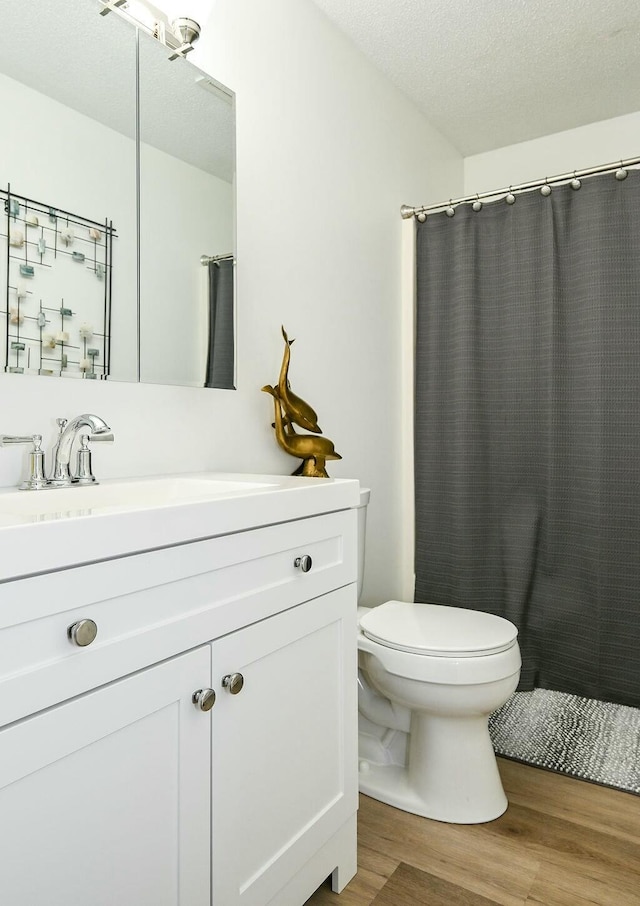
left=356, top=488, right=521, bottom=824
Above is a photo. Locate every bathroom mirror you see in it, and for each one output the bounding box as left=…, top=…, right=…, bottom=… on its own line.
left=138, top=28, right=236, bottom=388
left=0, top=0, right=236, bottom=389
left=0, top=0, right=138, bottom=382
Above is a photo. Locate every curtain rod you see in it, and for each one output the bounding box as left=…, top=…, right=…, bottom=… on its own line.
left=200, top=253, right=234, bottom=266
left=400, top=154, right=640, bottom=220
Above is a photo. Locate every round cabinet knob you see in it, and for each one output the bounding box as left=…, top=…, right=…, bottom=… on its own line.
left=294, top=554, right=313, bottom=573
left=192, top=689, right=216, bottom=712
left=68, top=619, right=98, bottom=647
left=222, top=673, right=244, bottom=695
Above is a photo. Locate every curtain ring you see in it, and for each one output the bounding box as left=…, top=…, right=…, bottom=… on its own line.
left=571, top=171, right=581, bottom=190
left=541, top=178, right=552, bottom=196
left=416, top=208, right=427, bottom=222
left=445, top=199, right=455, bottom=217
left=472, top=193, right=482, bottom=212
left=505, top=186, right=516, bottom=205
left=615, top=160, right=628, bottom=180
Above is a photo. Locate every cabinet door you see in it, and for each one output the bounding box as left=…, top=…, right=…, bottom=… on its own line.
left=212, top=585, right=357, bottom=906
left=0, top=646, right=212, bottom=906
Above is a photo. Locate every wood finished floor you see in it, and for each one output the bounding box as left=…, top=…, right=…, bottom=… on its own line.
left=305, top=758, right=640, bottom=906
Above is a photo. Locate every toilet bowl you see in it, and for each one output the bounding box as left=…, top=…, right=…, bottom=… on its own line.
left=357, top=601, right=521, bottom=823
left=355, top=489, right=521, bottom=824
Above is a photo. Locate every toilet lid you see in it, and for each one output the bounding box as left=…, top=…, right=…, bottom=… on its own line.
left=359, top=601, right=518, bottom=657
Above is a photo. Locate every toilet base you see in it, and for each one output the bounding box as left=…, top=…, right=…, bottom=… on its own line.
left=358, top=762, right=507, bottom=824
left=358, top=712, right=508, bottom=824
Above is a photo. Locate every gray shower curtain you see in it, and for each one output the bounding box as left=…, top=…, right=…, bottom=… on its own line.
left=414, top=169, right=640, bottom=708
left=205, top=258, right=235, bottom=390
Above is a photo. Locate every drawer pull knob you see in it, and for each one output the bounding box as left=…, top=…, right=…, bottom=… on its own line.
left=68, top=619, right=98, bottom=647
left=294, top=554, right=313, bottom=573
left=192, top=689, right=216, bottom=712
left=222, top=673, right=244, bottom=695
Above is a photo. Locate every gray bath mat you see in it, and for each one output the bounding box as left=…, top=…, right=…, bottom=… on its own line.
left=489, top=689, right=640, bottom=795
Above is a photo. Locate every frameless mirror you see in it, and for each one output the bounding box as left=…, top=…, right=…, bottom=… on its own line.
left=0, top=0, right=138, bottom=382
left=0, top=0, right=236, bottom=389
left=138, top=28, right=236, bottom=388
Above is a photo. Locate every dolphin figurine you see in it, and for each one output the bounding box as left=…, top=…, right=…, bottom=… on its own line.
left=262, top=384, right=341, bottom=477
left=277, top=326, right=322, bottom=433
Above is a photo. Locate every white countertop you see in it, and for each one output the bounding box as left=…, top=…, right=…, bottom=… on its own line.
left=0, top=472, right=361, bottom=582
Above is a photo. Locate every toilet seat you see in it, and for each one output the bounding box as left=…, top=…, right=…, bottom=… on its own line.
left=360, top=600, right=518, bottom=657
left=358, top=602, right=521, bottom=685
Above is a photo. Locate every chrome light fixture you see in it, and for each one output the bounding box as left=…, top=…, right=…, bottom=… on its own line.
left=172, top=16, right=200, bottom=45
left=100, top=0, right=201, bottom=59
left=166, top=16, right=201, bottom=59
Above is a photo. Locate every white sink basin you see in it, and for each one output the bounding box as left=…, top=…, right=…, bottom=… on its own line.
left=0, top=476, right=276, bottom=519
left=0, top=471, right=360, bottom=583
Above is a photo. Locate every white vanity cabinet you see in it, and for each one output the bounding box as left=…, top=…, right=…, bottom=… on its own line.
left=0, top=497, right=358, bottom=906
left=0, top=646, right=212, bottom=906
left=212, top=586, right=357, bottom=906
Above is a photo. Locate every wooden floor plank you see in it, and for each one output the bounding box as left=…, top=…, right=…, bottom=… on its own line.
left=498, top=757, right=640, bottom=845
left=354, top=840, right=399, bottom=883
left=526, top=860, right=640, bottom=906
left=481, top=799, right=640, bottom=883
left=357, top=794, right=538, bottom=906
left=305, top=760, right=640, bottom=906
left=371, top=863, right=506, bottom=906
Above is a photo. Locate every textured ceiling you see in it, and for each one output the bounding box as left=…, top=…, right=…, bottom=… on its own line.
left=311, top=0, right=640, bottom=155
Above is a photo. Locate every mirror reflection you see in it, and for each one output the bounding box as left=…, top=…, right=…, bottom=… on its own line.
left=0, top=0, right=236, bottom=389
left=138, top=27, right=236, bottom=388
left=0, top=0, right=137, bottom=382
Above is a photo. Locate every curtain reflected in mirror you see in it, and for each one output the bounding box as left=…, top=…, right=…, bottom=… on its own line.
left=205, top=257, right=235, bottom=390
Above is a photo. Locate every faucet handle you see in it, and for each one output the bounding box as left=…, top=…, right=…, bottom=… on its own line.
left=0, top=434, right=48, bottom=489
left=1, top=434, right=41, bottom=446
left=88, top=431, right=114, bottom=443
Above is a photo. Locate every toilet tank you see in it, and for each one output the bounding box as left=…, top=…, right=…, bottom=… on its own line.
left=356, top=487, right=370, bottom=602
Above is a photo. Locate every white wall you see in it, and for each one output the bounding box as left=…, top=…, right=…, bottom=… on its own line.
left=195, top=0, right=463, bottom=607
left=464, top=110, right=640, bottom=193
left=0, top=0, right=462, bottom=609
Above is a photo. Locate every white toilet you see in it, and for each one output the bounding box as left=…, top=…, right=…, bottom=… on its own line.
left=356, top=488, right=521, bottom=824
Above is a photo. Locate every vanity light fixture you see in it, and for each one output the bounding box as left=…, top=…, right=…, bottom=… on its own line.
left=99, top=0, right=201, bottom=59
left=168, top=17, right=201, bottom=58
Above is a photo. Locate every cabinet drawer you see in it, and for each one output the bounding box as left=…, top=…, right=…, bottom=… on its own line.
left=0, top=508, right=357, bottom=727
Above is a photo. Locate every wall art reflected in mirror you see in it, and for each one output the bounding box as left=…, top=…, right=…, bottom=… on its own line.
left=2, top=187, right=115, bottom=379
left=0, top=0, right=236, bottom=389
left=0, top=0, right=137, bottom=382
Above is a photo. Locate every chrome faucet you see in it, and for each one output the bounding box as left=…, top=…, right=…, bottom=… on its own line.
left=50, top=414, right=114, bottom=487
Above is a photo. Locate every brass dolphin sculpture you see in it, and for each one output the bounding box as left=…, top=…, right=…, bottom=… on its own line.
left=262, top=384, right=341, bottom=478
left=277, top=326, right=322, bottom=433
